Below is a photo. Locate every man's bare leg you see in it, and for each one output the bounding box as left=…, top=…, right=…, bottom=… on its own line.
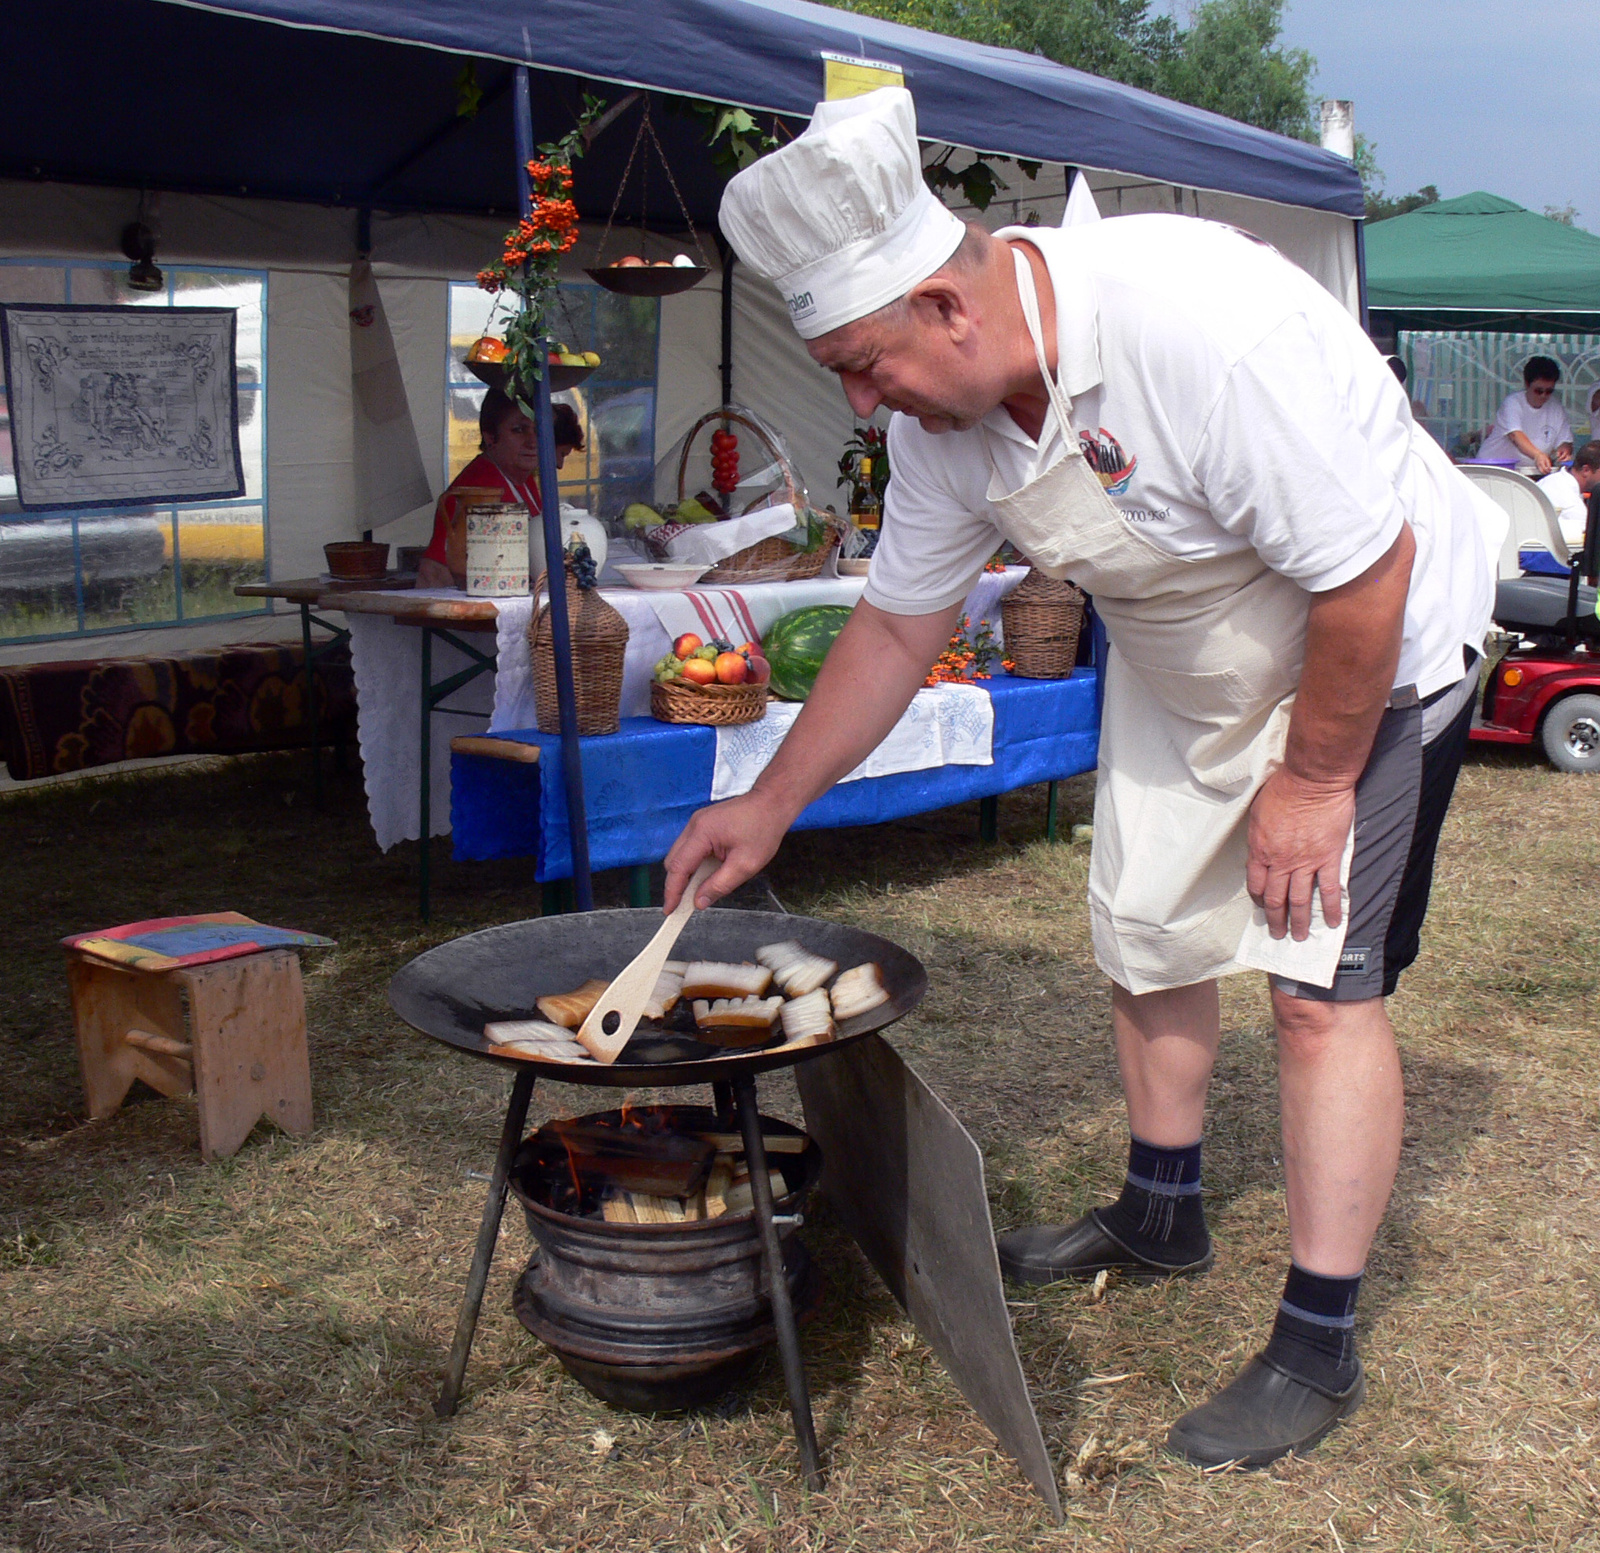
left=1166, top=988, right=1400, bottom=1466
left=997, top=979, right=1219, bottom=1283
left=1114, top=979, right=1220, bottom=1145
left=1272, top=989, right=1403, bottom=1275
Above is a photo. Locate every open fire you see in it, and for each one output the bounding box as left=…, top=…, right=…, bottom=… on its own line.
left=518, top=1103, right=806, bottom=1224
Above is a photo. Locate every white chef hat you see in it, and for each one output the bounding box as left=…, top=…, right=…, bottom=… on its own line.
left=718, top=87, right=967, bottom=340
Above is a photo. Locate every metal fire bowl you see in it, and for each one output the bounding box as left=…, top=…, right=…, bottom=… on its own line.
left=388, top=907, right=927, bottom=1088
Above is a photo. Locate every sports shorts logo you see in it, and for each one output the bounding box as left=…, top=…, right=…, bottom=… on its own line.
left=1080, top=428, right=1137, bottom=494
left=1338, top=947, right=1370, bottom=974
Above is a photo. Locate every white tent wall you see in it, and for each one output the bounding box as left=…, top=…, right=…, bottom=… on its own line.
left=0, top=156, right=1358, bottom=669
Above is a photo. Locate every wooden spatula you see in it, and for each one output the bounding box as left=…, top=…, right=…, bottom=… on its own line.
left=576, top=858, right=718, bottom=1063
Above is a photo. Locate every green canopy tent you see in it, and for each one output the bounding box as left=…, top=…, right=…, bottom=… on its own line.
left=1367, top=192, right=1600, bottom=334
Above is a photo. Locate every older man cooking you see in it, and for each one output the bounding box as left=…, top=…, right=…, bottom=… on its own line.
left=663, top=89, right=1499, bottom=1470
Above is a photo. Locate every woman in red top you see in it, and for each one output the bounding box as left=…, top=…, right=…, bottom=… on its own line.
left=416, top=392, right=584, bottom=587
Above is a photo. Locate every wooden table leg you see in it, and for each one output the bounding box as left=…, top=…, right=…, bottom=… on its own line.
left=435, top=1065, right=536, bottom=1419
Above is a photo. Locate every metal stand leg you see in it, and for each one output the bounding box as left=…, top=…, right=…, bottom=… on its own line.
left=300, top=602, right=323, bottom=807
left=420, top=627, right=434, bottom=921
left=732, top=1071, right=822, bottom=1490
left=979, top=794, right=999, bottom=843
left=710, top=1080, right=735, bottom=1128
left=436, top=1065, right=537, bottom=1419
left=1045, top=780, right=1058, bottom=842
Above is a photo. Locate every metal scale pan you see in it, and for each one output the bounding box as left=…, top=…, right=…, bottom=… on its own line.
left=389, top=906, right=928, bottom=1086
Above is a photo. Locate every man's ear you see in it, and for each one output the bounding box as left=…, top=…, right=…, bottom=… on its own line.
left=907, top=275, right=973, bottom=344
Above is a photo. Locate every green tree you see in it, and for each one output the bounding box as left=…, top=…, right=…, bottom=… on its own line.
left=822, top=0, right=1314, bottom=138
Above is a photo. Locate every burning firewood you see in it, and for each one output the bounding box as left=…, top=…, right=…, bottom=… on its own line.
left=541, top=1118, right=715, bottom=1198
left=721, top=1168, right=789, bottom=1215
left=691, top=1130, right=807, bottom=1155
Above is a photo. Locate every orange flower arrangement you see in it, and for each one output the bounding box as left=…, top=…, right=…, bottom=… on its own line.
left=923, top=615, right=1014, bottom=686
left=475, top=99, right=604, bottom=398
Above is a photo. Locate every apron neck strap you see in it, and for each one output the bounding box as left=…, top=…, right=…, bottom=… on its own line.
left=1011, top=245, right=1078, bottom=434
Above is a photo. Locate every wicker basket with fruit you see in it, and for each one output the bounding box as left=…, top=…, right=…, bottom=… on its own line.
left=649, top=632, right=770, bottom=726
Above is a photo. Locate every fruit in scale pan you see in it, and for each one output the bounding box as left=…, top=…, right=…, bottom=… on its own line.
left=680, top=657, right=718, bottom=686
left=714, top=652, right=748, bottom=685
left=673, top=633, right=703, bottom=658
left=581, top=351, right=601, bottom=367
left=616, top=255, right=646, bottom=267
left=762, top=604, right=853, bottom=701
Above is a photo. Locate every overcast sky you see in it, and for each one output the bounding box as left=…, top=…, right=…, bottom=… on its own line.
left=1279, top=0, right=1599, bottom=227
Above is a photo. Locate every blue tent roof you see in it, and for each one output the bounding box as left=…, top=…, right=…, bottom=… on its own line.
left=0, top=0, right=1363, bottom=222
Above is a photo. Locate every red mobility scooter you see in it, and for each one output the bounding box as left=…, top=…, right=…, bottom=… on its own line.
left=1471, top=491, right=1600, bottom=772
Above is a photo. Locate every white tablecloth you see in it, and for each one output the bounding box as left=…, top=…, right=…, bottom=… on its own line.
left=348, top=569, right=1027, bottom=849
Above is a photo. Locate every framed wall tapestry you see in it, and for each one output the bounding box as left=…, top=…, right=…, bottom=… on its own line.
left=0, top=304, right=243, bottom=511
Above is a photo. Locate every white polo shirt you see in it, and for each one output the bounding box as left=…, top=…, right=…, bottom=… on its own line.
left=1479, top=388, right=1573, bottom=464
left=864, top=216, right=1498, bottom=700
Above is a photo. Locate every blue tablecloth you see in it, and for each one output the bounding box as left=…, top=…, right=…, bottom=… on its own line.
left=450, top=670, right=1101, bottom=880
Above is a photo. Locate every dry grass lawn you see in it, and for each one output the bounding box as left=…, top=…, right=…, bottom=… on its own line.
left=1, top=745, right=1597, bottom=1552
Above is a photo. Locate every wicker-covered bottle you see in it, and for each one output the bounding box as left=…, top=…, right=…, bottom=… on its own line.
left=529, top=550, right=629, bottom=735
left=1000, top=570, right=1086, bottom=679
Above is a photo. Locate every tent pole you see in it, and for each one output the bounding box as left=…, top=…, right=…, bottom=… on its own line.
left=719, top=237, right=735, bottom=406
left=515, top=62, right=594, bottom=911
left=1355, top=218, right=1371, bottom=336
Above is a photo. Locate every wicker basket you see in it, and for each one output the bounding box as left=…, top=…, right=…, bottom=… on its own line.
left=651, top=677, right=769, bottom=726
left=1001, top=571, right=1086, bottom=679
left=676, top=407, right=843, bottom=583
left=530, top=568, right=629, bottom=735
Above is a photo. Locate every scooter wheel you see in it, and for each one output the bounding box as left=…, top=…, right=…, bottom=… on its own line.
left=1539, top=692, right=1600, bottom=774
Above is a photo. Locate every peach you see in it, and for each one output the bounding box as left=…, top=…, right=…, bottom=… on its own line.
left=714, top=652, right=748, bottom=685
left=672, top=632, right=703, bottom=658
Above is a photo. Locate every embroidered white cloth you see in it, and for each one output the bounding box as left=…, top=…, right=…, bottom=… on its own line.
left=711, top=682, right=995, bottom=802
left=346, top=570, right=1027, bottom=848
left=346, top=590, right=499, bottom=849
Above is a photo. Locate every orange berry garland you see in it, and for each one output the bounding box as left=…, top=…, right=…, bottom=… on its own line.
left=921, top=615, right=1011, bottom=687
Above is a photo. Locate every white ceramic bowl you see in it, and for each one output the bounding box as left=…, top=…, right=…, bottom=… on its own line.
left=615, top=562, right=710, bottom=591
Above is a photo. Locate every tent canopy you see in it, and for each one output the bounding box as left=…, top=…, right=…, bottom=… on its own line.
left=1366, top=192, right=1600, bottom=333
left=1, top=0, right=1363, bottom=223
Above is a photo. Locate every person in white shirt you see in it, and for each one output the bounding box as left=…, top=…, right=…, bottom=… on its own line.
left=662, top=89, right=1502, bottom=1470
left=1478, top=357, right=1573, bottom=473
left=1540, top=441, right=1600, bottom=549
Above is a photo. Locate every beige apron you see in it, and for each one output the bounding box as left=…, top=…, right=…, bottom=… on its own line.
left=987, top=249, right=1352, bottom=994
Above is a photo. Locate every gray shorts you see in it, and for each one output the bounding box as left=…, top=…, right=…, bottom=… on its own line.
left=1272, top=660, right=1479, bottom=1004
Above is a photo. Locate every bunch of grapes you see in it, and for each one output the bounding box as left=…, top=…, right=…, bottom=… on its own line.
left=711, top=428, right=739, bottom=495
left=566, top=539, right=599, bottom=591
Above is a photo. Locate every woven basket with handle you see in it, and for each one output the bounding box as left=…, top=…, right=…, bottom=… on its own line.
left=530, top=567, right=629, bottom=735
left=650, top=677, right=768, bottom=726
left=675, top=407, right=842, bottom=583
left=1001, top=570, right=1086, bottom=679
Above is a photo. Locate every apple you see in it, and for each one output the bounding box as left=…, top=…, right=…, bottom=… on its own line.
left=673, top=632, right=703, bottom=658
left=744, top=653, right=771, bottom=685
left=616, top=255, right=646, bottom=267
left=680, top=657, right=717, bottom=686
left=714, top=651, right=748, bottom=685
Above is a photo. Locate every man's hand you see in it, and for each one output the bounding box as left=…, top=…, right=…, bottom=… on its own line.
left=663, top=791, right=798, bottom=913
left=1247, top=768, right=1354, bottom=940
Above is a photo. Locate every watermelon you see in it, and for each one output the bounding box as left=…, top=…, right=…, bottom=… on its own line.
left=762, top=604, right=853, bottom=701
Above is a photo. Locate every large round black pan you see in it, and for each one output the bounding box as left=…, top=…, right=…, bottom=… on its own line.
left=388, top=908, right=927, bottom=1088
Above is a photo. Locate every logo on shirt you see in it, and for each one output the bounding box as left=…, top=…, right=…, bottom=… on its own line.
left=1081, top=427, right=1137, bottom=494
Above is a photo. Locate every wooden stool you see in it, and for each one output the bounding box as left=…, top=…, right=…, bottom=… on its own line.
left=65, top=947, right=314, bottom=1160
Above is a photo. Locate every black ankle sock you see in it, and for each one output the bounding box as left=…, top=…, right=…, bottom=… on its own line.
left=1263, top=1264, right=1362, bottom=1392
left=1095, top=1135, right=1209, bottom=1266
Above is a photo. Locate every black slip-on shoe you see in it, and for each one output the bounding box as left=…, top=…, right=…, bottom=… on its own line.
left=1165, top=1354, right=1366, bottom=1469
left=996, top=1209, right=1213, bottom=1287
